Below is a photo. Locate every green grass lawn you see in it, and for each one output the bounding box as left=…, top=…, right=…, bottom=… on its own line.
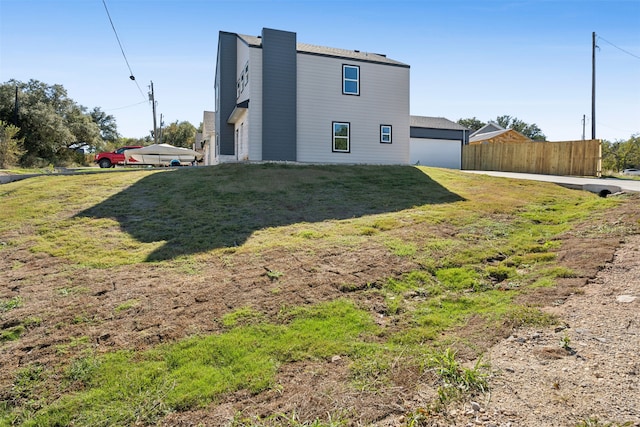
left=0, top=164, right=637, bottom=426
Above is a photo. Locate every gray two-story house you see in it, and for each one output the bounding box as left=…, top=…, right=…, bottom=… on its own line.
left=212, top=27, right=411, bottom=165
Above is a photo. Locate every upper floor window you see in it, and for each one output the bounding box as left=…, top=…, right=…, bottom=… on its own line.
left=380, top=125, right=392, bottom=143
left=332, top=121, right=350, bottom=152
left=342, top=65, right=360, bottom=95
left=237, top=61, right=249, bottom=99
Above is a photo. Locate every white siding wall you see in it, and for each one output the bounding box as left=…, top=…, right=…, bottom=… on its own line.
left=297, top=54, right=410, bottom=164
left=410, top=138, right=462, bottom=169
left=238, top=119, right=250, bottom=161
left=247, top=47, right=263, bottom=161
left=232, top=42, right=263, bottom=162
left=202, top=111, right=216, bottom=165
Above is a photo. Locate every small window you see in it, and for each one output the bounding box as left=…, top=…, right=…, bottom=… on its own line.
left=238, top=62, right=250, bottom=97
left=332, top=122, right=350, bottom=153
left=380, top=125, right=392, bottom=144
left=342, top=65, right=360, bottom=95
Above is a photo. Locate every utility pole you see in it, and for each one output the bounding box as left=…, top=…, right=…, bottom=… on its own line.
left=592, top=32, right=596, bottom=140
left=149, top=81, right=158, bottom=144
left=582, top=114, right=586, bottom=141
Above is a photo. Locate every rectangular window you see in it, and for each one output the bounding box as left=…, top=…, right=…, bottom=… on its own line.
left=342, top=65, right=360, bottom=95
left=332, top=122, right=350, bottom=153
left=238, top=62, right=249, bottom=97
left=380, top=125, right=392, bottom=143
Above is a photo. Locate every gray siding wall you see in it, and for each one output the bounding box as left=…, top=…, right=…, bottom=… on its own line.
left=261, top=28, right=297, bottom=161
left=410, top=127, right=469, bottom=144
left=216, top=32, right=238, bottom=156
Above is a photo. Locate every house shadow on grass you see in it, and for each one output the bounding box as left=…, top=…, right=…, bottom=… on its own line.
left=76, top=163, right=465, bottom=261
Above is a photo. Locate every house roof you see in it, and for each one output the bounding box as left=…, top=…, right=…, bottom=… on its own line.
left=236, top=33, right=262, bottom=47
left=469, top=129, right=512, bottom=143
left=470, top=121, right=505, bottom=137
left=469, top=129, right=532, bottom=144
left=236, top=32, right=409, bottom=67
left=410, top=116, right=469, bottom=131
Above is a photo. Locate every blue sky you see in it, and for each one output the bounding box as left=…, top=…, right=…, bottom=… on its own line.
left=1, top=0, right=638, bottom=142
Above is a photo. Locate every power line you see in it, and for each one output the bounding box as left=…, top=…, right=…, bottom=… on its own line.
left=105, top=100, right=148, bottom=111
left=597, top=35, right=640, bottom=61
left=596, top=120, right=639, bottom=135
left=101, top=0, right=147, bottom=100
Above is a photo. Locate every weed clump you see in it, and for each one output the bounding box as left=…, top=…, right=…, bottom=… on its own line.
left=427, top=348, right=489, bottom=405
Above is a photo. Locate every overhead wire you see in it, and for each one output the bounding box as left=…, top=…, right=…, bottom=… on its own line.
left=594, top=34, right=640, bottom=138
left=597, top=35, right=640, bottom=61
left=101, top=0, right=148, bottom=100
left=105, top=100, right=149, bottom=111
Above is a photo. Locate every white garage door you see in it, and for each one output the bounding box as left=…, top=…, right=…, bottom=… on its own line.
left=410, top=138, right=461, bottom=169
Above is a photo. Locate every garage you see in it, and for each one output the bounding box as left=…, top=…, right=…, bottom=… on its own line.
left=410, top=137, right=463, bottom=169
left=409, top=116, right=469, bottom=169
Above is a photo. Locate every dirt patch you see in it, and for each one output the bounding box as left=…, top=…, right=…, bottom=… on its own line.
left=161, top=359, right=416, bottom=426
left=1, top=194, right=639, bottom=426
left=0, top=243, right=416, bottom=394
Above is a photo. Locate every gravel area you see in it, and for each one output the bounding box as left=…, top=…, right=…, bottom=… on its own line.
left=432, top=234, right=640, bottom=427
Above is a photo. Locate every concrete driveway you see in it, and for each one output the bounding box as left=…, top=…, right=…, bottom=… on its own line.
left=461, top=170, right=640, bottom=195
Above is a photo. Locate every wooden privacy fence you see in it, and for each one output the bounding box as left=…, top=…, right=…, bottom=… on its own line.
left=462, top=139, right=602, bottom=177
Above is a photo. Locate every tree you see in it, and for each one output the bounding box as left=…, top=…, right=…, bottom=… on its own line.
left=457, top=115, right=547, bottom=141
left=67, top=105, right=102, bottom=150
left=495, top=115, right=546, bottom=141
left=118, top=136, right=152, bottom=146
left=0, top=120, right=24, bottom=168
left=161, top=120, right=196, bottom=148
left=90, top=107, right=119, bottom=143
left=457, top=117, right=485, bottom=132
left=0, top=79, right=103, bottom=166
left=602, top=134, right=640, bottom=172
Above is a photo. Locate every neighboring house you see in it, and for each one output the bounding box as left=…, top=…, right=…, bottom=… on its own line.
left=200, top=111, right=216, bottom=165
left=471, top=121, right=504, bottom=137
left=410, top=116, right=469, bottom=169
left=212, top=27, right=410, bottom=165
left=469, top=122, right=532, bottom=145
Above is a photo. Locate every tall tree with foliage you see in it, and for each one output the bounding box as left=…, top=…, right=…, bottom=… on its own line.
left=495, top=115, right=546, bottom=141
left=0, top=79, right=103, bottom=165
left=458, top=115, right=547, bottom=141
left=602, top=134, right=640, bottom=172
left=161, top=120, right=196, bottom=148
left=0, top=120, right=24, bottom=168
left=90, top=107, right=119, bottom=143
left=457, top=117, right=485, bottom=133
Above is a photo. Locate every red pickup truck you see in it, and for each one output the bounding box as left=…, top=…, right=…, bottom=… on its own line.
left=94, top=146, right=143, bottom=168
